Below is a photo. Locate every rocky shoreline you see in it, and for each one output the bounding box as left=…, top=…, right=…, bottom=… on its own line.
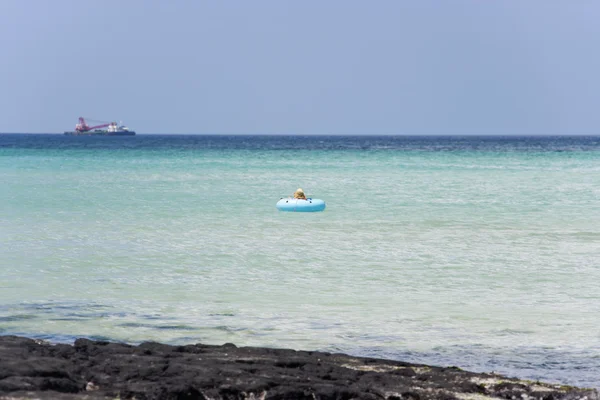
left=0, top=335, right=596, bottom=400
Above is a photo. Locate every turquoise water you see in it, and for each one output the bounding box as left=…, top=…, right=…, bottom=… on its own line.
left=1, top=135, right=599, bottom=387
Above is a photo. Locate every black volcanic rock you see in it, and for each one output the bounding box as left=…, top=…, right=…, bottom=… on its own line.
left=0, top=335, right=596, bottom=400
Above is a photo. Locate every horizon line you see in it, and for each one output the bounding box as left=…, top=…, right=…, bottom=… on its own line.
left=1, top=132, right=599, bottom=137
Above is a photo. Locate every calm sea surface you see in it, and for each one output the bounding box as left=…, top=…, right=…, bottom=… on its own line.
left=1, top=134, right=599, bottom=388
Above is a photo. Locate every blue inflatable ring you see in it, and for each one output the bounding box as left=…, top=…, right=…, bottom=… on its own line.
left=276, top=198, right=326, bottom=212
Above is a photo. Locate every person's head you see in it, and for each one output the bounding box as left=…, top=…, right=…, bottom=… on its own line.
left=294, top=188, right=306, bottom=198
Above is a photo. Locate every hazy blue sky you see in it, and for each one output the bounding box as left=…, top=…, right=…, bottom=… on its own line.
left=1, top=1, right=599, bottom=134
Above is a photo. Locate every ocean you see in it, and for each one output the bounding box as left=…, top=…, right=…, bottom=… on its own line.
left=1, top=134, right=599, bottom=388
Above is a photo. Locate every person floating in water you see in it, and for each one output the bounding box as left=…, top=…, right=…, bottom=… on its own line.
left=293, top=188, right=307, bottom=200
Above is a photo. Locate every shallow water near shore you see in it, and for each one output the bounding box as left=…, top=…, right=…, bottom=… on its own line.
left=1, top=134, right=599, bottom=388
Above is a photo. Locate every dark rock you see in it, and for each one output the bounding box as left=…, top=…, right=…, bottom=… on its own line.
left=0, top=335, right=597, bottom=400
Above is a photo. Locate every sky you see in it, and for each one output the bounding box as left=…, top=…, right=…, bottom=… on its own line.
left=1, top=1, right=599, bottom=135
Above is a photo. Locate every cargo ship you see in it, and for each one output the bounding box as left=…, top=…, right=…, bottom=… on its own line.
left=64, top=117, right=136, bottom=136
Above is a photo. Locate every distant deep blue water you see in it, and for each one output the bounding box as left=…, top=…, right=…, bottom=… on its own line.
left=1, top=134, right=599, bottom=388
left=1, top=133, right=599, bottom=151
